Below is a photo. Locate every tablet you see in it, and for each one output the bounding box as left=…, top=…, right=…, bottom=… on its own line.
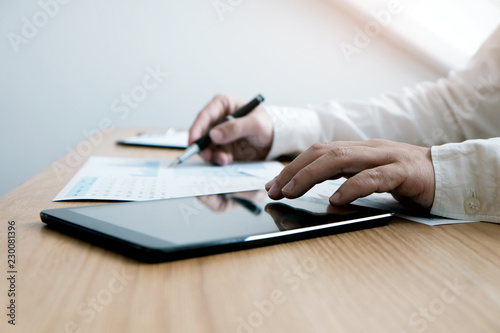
left=40, top=191, right=393, bottom=262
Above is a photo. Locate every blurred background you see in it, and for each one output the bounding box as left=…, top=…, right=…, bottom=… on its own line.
left=1, top=0, right=499, bottom=197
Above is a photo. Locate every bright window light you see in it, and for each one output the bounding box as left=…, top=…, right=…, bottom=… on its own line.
left=331, top=0, right=500, bottom=71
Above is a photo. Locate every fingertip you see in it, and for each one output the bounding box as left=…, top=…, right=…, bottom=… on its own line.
left=329, top=191, right=357, bottom=206
left=329, top=192, right=342, bottom=206
left=281, top=180, right=295, bottom=197
left=213, top=151, right=232, bottom=166
left=267, top=182, right=283, bottom=200
left=265, top=177, right=277, bottom=191
left=214, top=155, right=226, bottom=166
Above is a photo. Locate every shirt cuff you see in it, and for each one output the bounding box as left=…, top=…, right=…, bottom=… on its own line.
left=430, top=139, right=500, bottom=223
left=263, top=106, right=324, bottom=160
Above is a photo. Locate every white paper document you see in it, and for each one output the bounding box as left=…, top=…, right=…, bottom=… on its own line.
left=54, top=156, right=283, bottom=202
left=305, top=179, right=477, bottom=226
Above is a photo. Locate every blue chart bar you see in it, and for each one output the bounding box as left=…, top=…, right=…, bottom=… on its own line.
left=117, top=160, right=160, bottom=177
left=66, top=176, right=98, bottom=198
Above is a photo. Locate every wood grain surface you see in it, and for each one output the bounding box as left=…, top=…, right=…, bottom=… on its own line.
left=1, top=128, right=499, bottom=333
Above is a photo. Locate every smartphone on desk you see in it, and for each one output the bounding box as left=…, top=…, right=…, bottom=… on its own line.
left=40, top=191, right=393, bottom=263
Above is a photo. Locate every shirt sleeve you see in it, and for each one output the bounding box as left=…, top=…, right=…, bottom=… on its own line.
left=431, top=138, right=500, bottom=223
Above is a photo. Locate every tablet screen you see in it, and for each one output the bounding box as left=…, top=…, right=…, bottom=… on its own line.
left=63, top=190, right=388, bottom=246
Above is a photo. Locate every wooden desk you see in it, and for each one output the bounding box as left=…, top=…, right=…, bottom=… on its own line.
left=1, top=128, right=499, bottom=333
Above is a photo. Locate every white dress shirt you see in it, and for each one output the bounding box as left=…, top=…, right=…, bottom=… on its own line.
left=264, top=25, right=500, bottom=223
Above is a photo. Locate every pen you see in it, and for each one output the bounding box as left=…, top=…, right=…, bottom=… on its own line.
left=169, top=94, right=265, bottom=167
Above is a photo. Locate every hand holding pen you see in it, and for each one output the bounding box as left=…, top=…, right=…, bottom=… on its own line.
left=172, top=94, right=273, bottom=166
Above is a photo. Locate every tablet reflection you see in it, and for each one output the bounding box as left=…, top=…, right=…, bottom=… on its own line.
left=264, top=202, right=358, bottom=231
left=196, top=190, right=266, bottom=215
left=196, top=191, right=361, bottom=230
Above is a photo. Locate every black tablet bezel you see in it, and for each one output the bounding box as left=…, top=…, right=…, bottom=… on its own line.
left=40, top=198, right=393, bottom=263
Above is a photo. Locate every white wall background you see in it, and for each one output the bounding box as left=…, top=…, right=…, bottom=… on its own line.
left=0, top=0, right=447, bottom=197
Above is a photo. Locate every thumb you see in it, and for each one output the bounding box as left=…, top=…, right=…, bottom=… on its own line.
left=209, top=117, right=255, bottom=145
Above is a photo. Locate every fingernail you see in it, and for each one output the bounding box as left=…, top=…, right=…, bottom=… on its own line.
left=330, top=192, right=341, bottom=205
left=268, top=182, right=279, bottom=198
left=210, top=129, right=224, bottom=142
left=265, top=177, right=277, bottom=190
left=282, top=180, right=295, bottom=194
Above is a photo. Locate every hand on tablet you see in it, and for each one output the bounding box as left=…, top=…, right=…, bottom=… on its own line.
left=188, top=94, right=273, bottom=166
left=266, top=139, right=435, bottom=209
